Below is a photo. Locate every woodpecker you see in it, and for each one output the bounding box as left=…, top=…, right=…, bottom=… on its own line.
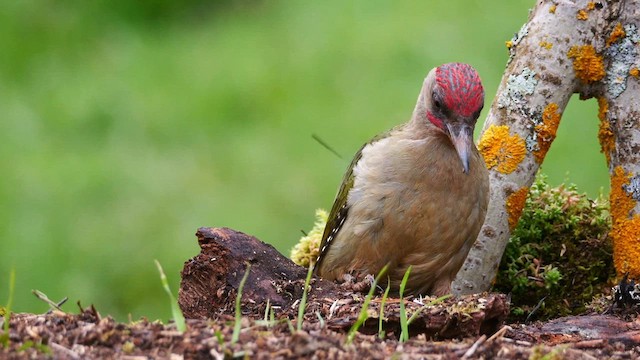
left=314, top=63, right=489, bottom=296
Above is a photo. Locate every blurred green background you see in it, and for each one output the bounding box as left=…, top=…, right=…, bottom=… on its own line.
left=1, top=1, right=609, bottom=321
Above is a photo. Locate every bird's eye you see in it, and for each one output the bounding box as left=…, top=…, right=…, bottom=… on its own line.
left=432, top=92, right=442, bottom=110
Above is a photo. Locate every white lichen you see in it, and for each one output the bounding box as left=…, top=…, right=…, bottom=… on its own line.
left=498, top=67, right=538, bottom=111
left=605, top=24, right=640, bottom=98
left=623, top=174, right=640, bottom=201
left=526, top=133, right=539, bottom=152
left=507, top=23, right=530, bottom=63
left=525, top=107, right=544, bottom=152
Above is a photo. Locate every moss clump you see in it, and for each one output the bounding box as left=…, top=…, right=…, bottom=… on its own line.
left=493, top=175, right=615, bottom=321
left=291, top=209, right=328, bottom=267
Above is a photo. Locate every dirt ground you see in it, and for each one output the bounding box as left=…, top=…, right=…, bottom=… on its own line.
left=2, top=299, right=640, bottom=359
left=4, top=227, right=640, bottom=359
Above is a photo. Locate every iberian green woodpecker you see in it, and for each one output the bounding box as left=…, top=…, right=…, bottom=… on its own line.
left=314, top=63, right=489, bottom=296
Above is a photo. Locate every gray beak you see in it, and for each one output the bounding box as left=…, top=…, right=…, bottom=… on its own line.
left=446, top=123, right=473, bottom=174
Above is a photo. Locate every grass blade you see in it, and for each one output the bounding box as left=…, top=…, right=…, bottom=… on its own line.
left=1, top=268, right=16, bottom=348
left=286, top=318, right=295, bottom=334
left=378, top=278, right=391, bottom=339
left=232, top=262, right=251, bottom=344
left=346, top=264, right=389, bottom=344
left=263, top=299, right=271, bottom=322
left=32, top=289, right=67, bottom=312
left=315, top=311, right=325, bottom=328
left=296, top=264, right=314, bottom=332
left=154, top=260, right=186, bottom=333
left=406, top=294, right=451, bottom=325
left=399, top=266, right=412, bottom=342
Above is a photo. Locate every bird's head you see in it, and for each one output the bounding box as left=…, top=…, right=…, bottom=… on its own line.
left=419, top=63, right=485, bottom=174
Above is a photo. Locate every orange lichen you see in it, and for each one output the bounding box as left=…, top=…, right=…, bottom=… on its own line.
left=597, top=97, right=615, bottom=166
left=577, top=9, right=588, bottom=20
left=610, top=166, right=633, bottom=222
left=506, top=187, right=529, bottom=230
left=577, top=2, right=596, bottom=20
left=478, top=125, right=527, bottom=174
left=533, top=103, right=561, bottom=163
left=612, top=217, right=640, bottom=278
left=539, top=41, right=553, bottom=50
left=607, top=23, right=626, bottom=47
left=549, top=4, right=557, bottom=13
left=610, top=166, right=640, bottom=278
left=505, top=40, right=513, bottom=49
left=567, top=45, right=606, bottom=83
left=630, top=67, right=640, bottom=78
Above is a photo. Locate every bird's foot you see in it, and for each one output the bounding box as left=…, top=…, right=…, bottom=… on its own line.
left=339, top=273, right=376, bottom=293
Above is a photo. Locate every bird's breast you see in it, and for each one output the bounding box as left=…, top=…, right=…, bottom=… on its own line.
left=337, top=131, right=489, bottom=288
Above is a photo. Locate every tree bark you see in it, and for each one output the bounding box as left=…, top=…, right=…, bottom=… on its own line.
left=453, top=0, right=639, bottom=294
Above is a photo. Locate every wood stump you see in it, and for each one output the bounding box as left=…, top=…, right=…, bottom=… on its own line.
left=178, top=227, right=510, bottom=339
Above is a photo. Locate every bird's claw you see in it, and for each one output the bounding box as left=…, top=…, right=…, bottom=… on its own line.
left=338, top=272, right=376, bottom=293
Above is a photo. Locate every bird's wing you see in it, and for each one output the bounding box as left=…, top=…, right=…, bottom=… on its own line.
left=314, top=129, right=394, bottom=272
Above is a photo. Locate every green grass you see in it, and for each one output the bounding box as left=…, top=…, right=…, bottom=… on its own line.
left=1, top=268, right=15, bottom=348
left=296, top=264, right=314, bottom=332
left=346, top=264, right=389, bottom=344
left=31, top=289, right=67, bottom=312
left=0, top=1, right=609, bottom=321
left=378, top=279, right=391, bottom=339
left=399, top=266, right=412, bottom=343
left=232, top=263, right=251, bottom=344
left=405, top=294, right=451, bottom=331
left=154, top=260, right=186, bottom=333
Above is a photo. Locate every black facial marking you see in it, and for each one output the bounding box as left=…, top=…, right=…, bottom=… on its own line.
left=431, top=88, right=450, bottom=119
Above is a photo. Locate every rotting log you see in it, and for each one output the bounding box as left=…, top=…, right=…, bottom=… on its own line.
left=178, top=227, right=509, bottom=339
left=514, top=314, right=640, bottom=348
left=178, top=227, right=338, bottom=319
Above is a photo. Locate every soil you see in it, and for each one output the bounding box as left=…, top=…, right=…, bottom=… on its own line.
left=3, top=305, right=640, bottom=359
left=3, top=227, right=640, bottom=359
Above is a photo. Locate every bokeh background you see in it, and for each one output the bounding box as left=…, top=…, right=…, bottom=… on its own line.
left=1, top=1, right=609, bottom=321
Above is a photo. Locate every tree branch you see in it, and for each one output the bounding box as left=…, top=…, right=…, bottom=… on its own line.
left=453, top=0, right=633, bottom=293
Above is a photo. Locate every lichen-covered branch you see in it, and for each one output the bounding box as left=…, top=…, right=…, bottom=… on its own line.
left=453, top=0, right=636, bottom=293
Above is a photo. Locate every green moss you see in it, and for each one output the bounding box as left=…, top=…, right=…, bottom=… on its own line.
left=493, top=175, right=615, bottom=321
left=291, top=209, right=328, bottom=267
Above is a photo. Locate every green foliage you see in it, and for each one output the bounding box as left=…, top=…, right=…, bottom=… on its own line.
left=493, top=175, right=615, bottom=321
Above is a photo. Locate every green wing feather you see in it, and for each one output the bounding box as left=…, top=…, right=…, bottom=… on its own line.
left=314, top=129, right=395, bottom=271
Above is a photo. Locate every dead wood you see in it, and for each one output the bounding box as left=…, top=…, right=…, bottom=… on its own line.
left=178, top=227, right=509, bottom=339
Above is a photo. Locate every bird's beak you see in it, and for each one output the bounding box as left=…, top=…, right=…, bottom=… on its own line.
left=446, top=123, right=473, bottom=174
